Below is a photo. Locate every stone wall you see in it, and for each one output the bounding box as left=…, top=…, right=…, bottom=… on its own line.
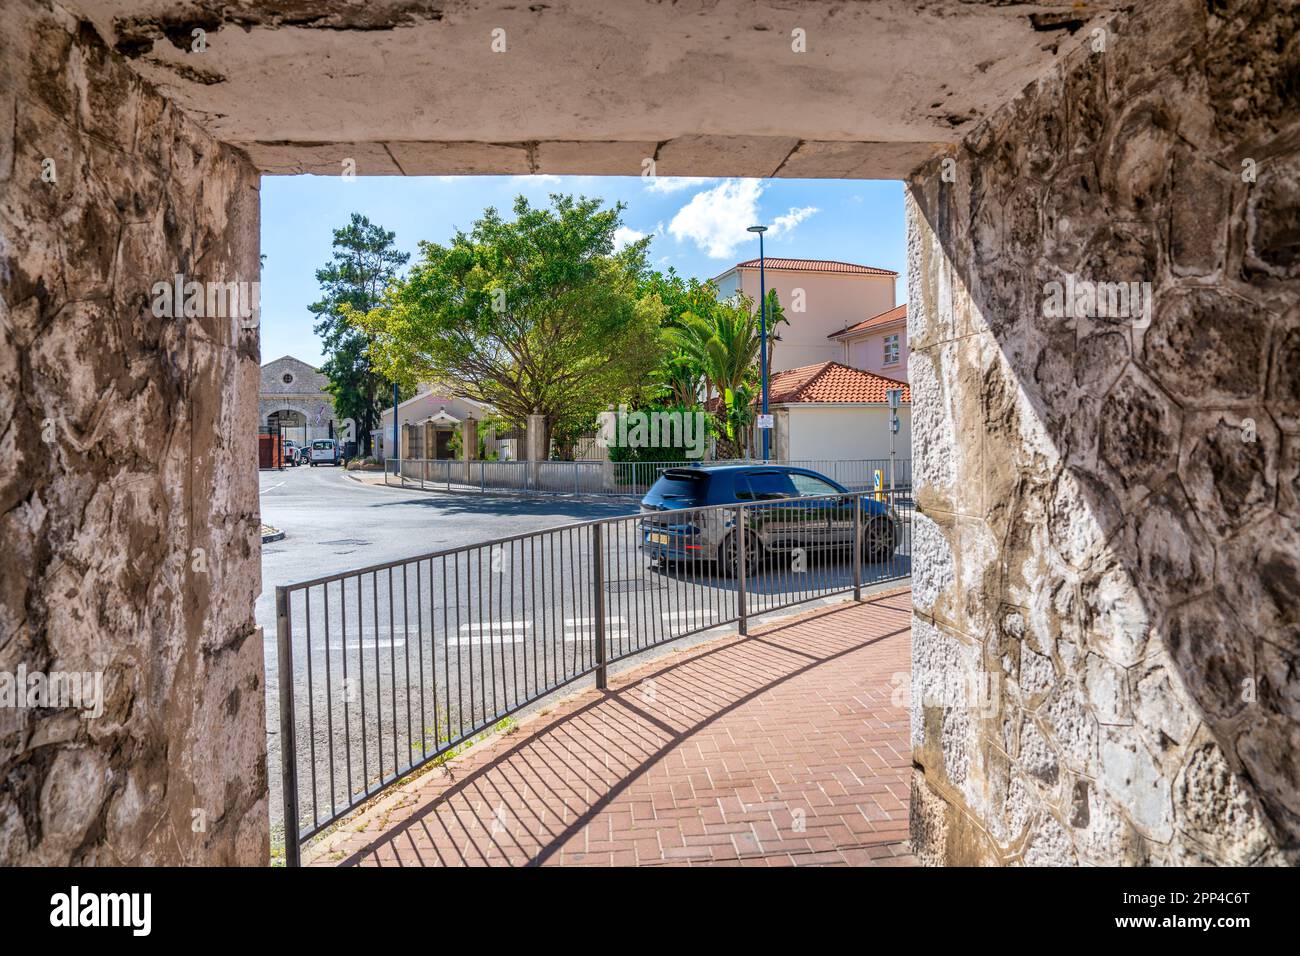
left=0, top=0, right=266, bottom=864
left=907, top=0, right=1299, bottom=865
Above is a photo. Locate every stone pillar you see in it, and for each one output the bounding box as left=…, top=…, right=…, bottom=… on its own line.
left=462, top=417, right=478, bottom=484
left=400, top=422, right=410, bottom=461
left=526, top=413, right=548, bottom=487
left=0, top=1, right=266, bottom=864
left=525, top=414, right=548, bottom=461
left=906, top=0, right=1297, bottom=866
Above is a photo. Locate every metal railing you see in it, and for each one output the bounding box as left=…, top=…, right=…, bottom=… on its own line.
left=275, top=487, right=912, bottom=865
left=385, top=457, right=912, bottom=498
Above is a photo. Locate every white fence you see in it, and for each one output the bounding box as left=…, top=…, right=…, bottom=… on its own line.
left=387, top=458, right=912, bottom=498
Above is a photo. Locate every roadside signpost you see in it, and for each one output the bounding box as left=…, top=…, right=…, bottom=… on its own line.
left=886, top=388, right=903, bottom=493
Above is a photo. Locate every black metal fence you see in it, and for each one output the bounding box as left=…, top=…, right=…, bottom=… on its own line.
left=275, top=488, right=913, bottom=864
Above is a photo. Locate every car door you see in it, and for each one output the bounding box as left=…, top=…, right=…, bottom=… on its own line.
left=787, top=472, right=845, bottom=549
left=737, top=470, right=806, bottom=551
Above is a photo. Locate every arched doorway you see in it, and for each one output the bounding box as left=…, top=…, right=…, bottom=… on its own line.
left=268, top=409, right=308, bottom=448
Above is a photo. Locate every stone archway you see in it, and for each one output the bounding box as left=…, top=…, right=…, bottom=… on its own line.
left=3, top=0, right=1294, bottom=867
left=267, top=409, right=307, bottom=447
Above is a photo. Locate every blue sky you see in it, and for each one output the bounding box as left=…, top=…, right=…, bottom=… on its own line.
left=259, top=175, right=906, bottom=368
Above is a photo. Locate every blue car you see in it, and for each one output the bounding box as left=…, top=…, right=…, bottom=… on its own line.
left=639, top=464, right=897, bottom=576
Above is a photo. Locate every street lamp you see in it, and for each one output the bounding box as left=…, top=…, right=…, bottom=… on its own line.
left=747, top=225, right=770, bottom=461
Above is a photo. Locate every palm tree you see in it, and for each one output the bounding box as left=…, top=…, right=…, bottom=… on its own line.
left=762, top=288, right=789, bottom=374
left=654, top=350, right=706, bottom=409
left=667, top=297, right=762, bottom=459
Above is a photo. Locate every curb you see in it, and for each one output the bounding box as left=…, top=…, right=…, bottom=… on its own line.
left=377, top=475, right=641, bottom=504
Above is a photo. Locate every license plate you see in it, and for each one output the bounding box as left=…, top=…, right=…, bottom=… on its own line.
left=648, top=532, right=670, bottom=545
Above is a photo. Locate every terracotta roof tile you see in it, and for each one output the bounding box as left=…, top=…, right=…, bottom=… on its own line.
left=828, top=303, right=908, bottom=339
left=715, top=258, right=898, bottom=280
left=768, top=361, right=910, bottom=405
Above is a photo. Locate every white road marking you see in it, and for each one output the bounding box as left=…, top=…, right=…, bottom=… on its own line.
left=328, top=640, right=407, bottom=650
left=451, top=620, right=532, bottom=646
left=448, top=635, right=526, bottom=646
left=260, top=481, right=286, bottom=494
left=562, top=629, right=629, bottom=641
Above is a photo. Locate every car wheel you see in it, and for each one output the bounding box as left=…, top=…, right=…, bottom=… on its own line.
left=862, top=515, right=896, bottom=563
left=718, top=530, right=762, bottom=579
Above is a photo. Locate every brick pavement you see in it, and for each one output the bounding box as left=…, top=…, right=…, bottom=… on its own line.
left=306, top=588, right=914, bottom=867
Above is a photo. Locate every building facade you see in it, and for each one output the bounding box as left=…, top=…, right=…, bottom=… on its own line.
left=711, top=258, right=898, bottom=373
left=764, top=361, right=911, bottom=466
left=707, top=259, right=910, bottom=463
left=376, top=385, right=495, bottom=461
left=829, top=303, right=910, bottom=383
left=258, top=355, right=336, bottom=446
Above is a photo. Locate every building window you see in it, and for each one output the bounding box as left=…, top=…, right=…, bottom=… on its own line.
left=282, top=373, right=294, bottom=385
left=883, top=334, right=900, bottom=366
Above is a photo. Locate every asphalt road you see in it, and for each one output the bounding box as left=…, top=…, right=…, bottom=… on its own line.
left=259, top=465, right=634, bottom=835
left=259, top=463, right=911, bottom=846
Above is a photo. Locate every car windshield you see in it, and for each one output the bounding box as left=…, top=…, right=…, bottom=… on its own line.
left=650, top=471, right=711, bottom=503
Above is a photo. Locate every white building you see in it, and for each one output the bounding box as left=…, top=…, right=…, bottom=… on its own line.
left=706, top=259, right=911, bottom=466
left=376, top=385, right=495, bottom=461
left=828, top=303, right=910, bottom=382
left=710, top=258, right=898, bottom=373
left=763, top=361, right=910, bottom=464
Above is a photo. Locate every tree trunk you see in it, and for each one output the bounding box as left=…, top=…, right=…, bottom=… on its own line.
left=713, top=410, right=741, bottom=459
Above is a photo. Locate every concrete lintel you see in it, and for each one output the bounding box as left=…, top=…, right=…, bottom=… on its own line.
left=237, top=136, right=948, bottom=179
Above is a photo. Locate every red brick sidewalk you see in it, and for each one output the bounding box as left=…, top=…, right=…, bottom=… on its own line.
left=306, top=589, right=914, bottom=867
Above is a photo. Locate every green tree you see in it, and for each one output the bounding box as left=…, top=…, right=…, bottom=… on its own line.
left=666, top=293, right=762, bottom=459
left=637, top=270, right=732, bottom=409
left=309, top=213, right=410, bottom=456
left=355, top=194, right=665, bottom=455
left=760, top=288, right=789, bottom=374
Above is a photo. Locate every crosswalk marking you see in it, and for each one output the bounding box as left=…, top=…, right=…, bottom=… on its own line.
left=448, top=635, right=525, bottom=646
left=450, top=620, right=532, bottom=646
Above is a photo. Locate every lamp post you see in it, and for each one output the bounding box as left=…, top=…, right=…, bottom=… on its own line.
left=392, top=381, right=400, bottom=474
left=747, top=224, right=769, bottom=461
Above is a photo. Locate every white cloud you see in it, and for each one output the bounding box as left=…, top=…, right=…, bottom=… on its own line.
left=612, top=226, right=647, bottom=251
left=644, top=176, right=716, bottom=195
left=667, top=179, right=819, bottom=259
left=613, top=222, right=664, bottom=251
left=667, top=179, right=763, bottom=259
left=770, top=205, right=819, bottom=236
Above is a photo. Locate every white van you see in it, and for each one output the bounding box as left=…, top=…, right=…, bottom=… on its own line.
left=309, top=439, right=339, bottom=466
